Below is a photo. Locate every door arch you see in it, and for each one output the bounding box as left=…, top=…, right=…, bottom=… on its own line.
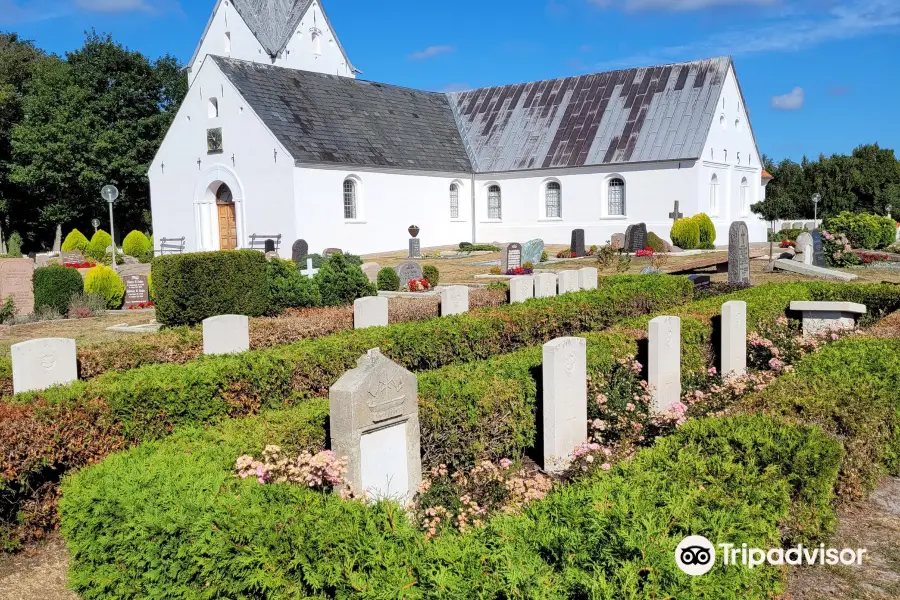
left=216, top=183, right=238, bottom=250
left=194, top=164, right=245, bottom=251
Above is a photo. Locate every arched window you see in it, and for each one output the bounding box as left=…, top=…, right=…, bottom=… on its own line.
left=216, top=182, right=233, bottom=204
left=709, top=174, right=719, bottom=215
left=224, top=31, right=232, bottom=54
left=740, top=177, right=749, bottom=215
left=545, top=181, right=561, bottom=218
left=487, top=185, right=501, bottom=219
left=450, top=183, right=460, bottom=219
left=208, top=98, right=219, bottom=119
left=343, top=179, right=357, bottom=219
left=608, top=178, right=625, bottom=216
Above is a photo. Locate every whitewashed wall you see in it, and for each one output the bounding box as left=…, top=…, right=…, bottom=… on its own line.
left=149, top=59, right=297, bottom=256
left=187, top=0, right=354, bottom=87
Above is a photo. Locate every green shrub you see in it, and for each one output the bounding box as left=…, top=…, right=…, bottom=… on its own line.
left=646, top=231, right=666, bottom=252
left=61, top=229, right=89, bottom=253
left=83, top=265, right=124, bottom=309
left=313, top=253, right=376, bottom=307
left=824, top=211, right=896, bottom=249
left=152, top=250, right=269, bottom=326
left=670, top=217, right=700, bottom=249
left=692, top=213, right=717, bottom=249
left=86, top=230, right=113, bottom=260
left=769, top=228, right=805, bottom=243
left=6, top=232, right=22, bottom=257
left=33, top=266, right=84, bottom=313
left=460, top=242, right=501, bottom=252
left=303, top=253, right=363, bottom=269
left=376, top=267, right=400, bottom=291
left=265, top=258, right=320, bottom=315
left=121, top=231, right=151, bottom=257
left=422, top=265, right=440, bottom=287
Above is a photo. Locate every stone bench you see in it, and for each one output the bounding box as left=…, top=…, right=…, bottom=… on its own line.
left=790, top=301, right=867, bottom=336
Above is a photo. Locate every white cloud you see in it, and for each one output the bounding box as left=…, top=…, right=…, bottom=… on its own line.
left=409, top=45, right=455, bottom=61
left=771, top=87, right=805, bottom=110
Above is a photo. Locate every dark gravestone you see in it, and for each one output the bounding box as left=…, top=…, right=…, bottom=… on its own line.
left=501, top=242, right=523, bottom=273
left=264, top=239, right=276, bottom=253
left=395, top=261, right=424, bottom=289
left=61, top=250, right=84, bottom=265
left=408, top=238, right=421, bottom=259
left=323, top=248, right=343, bottom=259
left=624, top=223, right=648, bottom=252
left=728, top=221, right=751, bottom=285
left=122, top=275, right=150, bottom=307
left=570, top=229, right=586, bottom=257
left=291, top=239, right=309, bottom=264
left=811, top=231, right=827, bottom=267
left=688, top=274, right=711, bottom=290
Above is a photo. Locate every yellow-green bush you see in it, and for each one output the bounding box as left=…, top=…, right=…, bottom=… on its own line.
left=122, top=231, right=151, bottom=257
left=670, top=217, right=700, bottom=249
left=61, top=229, right=90, bottom=253
left=84, top=264, right=124, bottom=309
left=692, top=213, right=717, bottom=249
left=87, top=230, right=113, bottom=261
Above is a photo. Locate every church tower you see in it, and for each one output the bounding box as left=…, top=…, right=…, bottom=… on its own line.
left=186, top=0, right=357, bottom=86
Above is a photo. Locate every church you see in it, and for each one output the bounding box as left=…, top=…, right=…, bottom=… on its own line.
left=149, top=0, right=771, bottom=257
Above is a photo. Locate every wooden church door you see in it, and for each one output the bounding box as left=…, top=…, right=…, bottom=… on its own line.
left=216, top=183, right=237, bottom=250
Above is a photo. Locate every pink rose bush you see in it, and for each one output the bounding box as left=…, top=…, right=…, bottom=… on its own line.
left=235, top=445, right=354, bottom=497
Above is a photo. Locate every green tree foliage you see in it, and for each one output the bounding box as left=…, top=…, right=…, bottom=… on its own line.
left=87, top=229, right=112, bottom=260
left=377, top=267, right=400, bottom=291
left=823, top=211, right=896, bottom=250
left=422, top=265, right=440, bottom=287
left=313, top=254, right=376, bottom=306
left=121, top=230, right=151, bottom=257
left=692, top=213, right=716, bottom=249
left=265, top=258, right=321, bottom=315
left=670, top=217, right=700, bottom=249
left=83, top=264, right=124, bottom=309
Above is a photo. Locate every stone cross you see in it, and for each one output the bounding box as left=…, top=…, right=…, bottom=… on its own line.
left=300, top=258, right=319, bottom=280
left=668, top=201, right=684, bottom=223
left=721, top=301, right=747, bottom=379
left=534, top=273, right=558, bottom=298
left=11, top=338, right=77, bottom=394
left=354, top=296, right=388, bottom=329
left=509, top=276, right=534, bottom=304
left=578, top=267, right=598, bottom=291
left=728, top=221, right=751, bottom=285
left=202, top=315, right=250, bottom=355
left=558, top=270, right=580, bottom=294
left=541, top=337, right=588, bottom=473
left=648, top=316, right=681, bottom=415
left=329, top=348, right=422, bottom=504
left=440, top=285, right=469, bottom=316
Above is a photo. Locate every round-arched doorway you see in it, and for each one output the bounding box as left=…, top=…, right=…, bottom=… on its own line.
left=216, top=183, right=238, bottom=250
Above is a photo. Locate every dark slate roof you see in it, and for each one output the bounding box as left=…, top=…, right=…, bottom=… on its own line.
left=447, top=57, right=731, bottom=172
left=212, top=56, right=473, bottom=172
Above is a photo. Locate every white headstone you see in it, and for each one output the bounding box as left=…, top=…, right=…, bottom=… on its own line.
left=794, top=232, right=814, bottom=265
left=542, top=337, right=588, bottom=473
left=534, top=273, right=558, bottom=298
left=329, top=348, right=421, bottom=504
left=202, top=315, right=250, bottom=355
left=558, top=270, right=580, bottom=294
left=509, top=276, right=535, bottom=304
left=11, top=338, right=77, bottom=394
left=648, top=316, right=681, bottom=415
left=440, top=285, right=469, bottom=316
left=721, top=301, right=747, bottom=379
left=578, top=267, right=598, bottom=291
left=354, top=296, right=388, bottom=329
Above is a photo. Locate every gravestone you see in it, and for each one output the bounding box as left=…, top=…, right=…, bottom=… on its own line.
left=541, top=337, right=588, bottom=473
left=291, top=239, right=309, bottom=265
left=61, top=250, right=84, bottom=265
left=648, top=316, right=681, bottom=415
left=264, top=239, right=276, bottom=254
left=122, top=275, right=149, bottom=308
left=509, top=276, right=534, bottom=304
left=501, top=242, right=523, bottom=273
left=624, top=223, right=648, bottom=252
left=610, top=233, right=625, bottom=249
left=668, top=201, right=684, bottom=223
left=727, top=221, right=751, bottom=285
left=790, top=301, right=867, bottom=336
left=354, top=296, right=388, bottom=329
left=558, top=270, right=580, bottom=294
left=687, top=274, right=711, bottom=289
left=11, top=338, right=78, bottom=394
left=0, top=259, right=34, bottom=316
left=522, top=239, right=545, bottom=264
left=202, top=315, right=250, bottom=355
left=721, top=301, right=747, bottom=379
left=300, top=258, right=319, bottom=280
left=811, top=231, right=827, bottom=267
left=408, top=238, right=421, bottom=259
left=578, top=267, right=598, bottom=290
left=361, top=262, right=381, bottom=284
left=395, top=262, right=423, bottom=289
left=440, top=285, right=469, bottom=316
left=52, top=225, right=62, bottom=255
left=329, top=348, right=421, bottom=504
left=323, top=248, right=343, bottom=259
left=534, top=273, right=558, bottom=298
left=570, top=229, right=586, bottom=257
left=794, top=232, right=813, bottom=265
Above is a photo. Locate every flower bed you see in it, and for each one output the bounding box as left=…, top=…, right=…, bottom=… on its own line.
left=62, top=261, right=97, bottom=269
left=407, top=278, right=430, bottom=292
left=126, top=301, right=155, bottom=310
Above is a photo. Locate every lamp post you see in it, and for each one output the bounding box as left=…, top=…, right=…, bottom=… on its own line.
left=812, top=193, right=821, bottom=230
left=91, top=218, right=100, bottom=234
left=101, top=185, right=119, bottom=272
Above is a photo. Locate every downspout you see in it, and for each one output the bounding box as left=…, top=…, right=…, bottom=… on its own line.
left=470, top=172, right=476, bottom=244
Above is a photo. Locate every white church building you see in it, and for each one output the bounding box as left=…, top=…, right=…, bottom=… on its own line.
left=150, top=0, right=771, bottom=257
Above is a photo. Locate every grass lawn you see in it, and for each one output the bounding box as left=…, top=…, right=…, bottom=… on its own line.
left=0, top=311, right=157, bottom=358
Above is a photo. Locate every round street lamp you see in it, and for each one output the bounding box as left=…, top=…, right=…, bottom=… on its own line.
left=812, top=193, right=821, bottom=230
left=101, top=185, right=120, bottom=272
left=91, top=218, right=100, bottom=233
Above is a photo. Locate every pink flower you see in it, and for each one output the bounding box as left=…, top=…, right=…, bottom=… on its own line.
left=500, top=458, right=512, bottom=469
left=626, top=403, right=636, bottom=412
left=601, top=463, right=611, bottom=471
left=707, top=367, right=717, bottom=376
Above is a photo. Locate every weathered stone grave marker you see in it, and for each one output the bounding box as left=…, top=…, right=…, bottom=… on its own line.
left=395, top=262, right=423, bottom=289
left=610, top=233, right=625, bottom=249
left=202, top=315, right=250, bottom=355
left=323, top=248, right=343, bottom=259
left=721, top=301, right=747, bottom=378
left=354, top=296, right=388, bottom=329
left=794, top=232, right=813, bottom=265
left=535, top=273, right=558, bottom=298
left=648, top=316, right=681, bottom=415
left=440, top=285, right=469, bottom=316
left=558, top=270, right=580, bottom=294
left=522, top=239, right=545, bottom=264
left=570, top=229, right=586, bottom=257
left=624, top=223, right=648, bottom=252
left=811, top=231, right=826, bottom=267
left=790, top=301, right=867, bottom=336
left=11, top=338, right=77, bottom=394
left=501, top=242, right=523, bottom=273
left=0, top=258, right=34, bottom=316
left=291, top=239, right=309, bottom=266
left=728, top=221, right=751, bottom=285
left=541, top=337, right=588, bottom=473
left=509, top=276, right=534, bottom=303
left=578, top=267, right=598, bottom=291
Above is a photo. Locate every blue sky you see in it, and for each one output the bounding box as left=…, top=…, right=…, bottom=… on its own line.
left=1, top=0, right=898, bottom=163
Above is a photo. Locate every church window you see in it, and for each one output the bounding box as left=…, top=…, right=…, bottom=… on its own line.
left=709, top=174, right=719, bottom=215
left=311, top=30, right=322, bottom=56
left=608, top=178, right=625, bottom=216
left=545, top=181, right=561, bottom=218
left=740, top=177, right=749, bottom=215
left=343, top=179, right=357, bottom=219
left=208, top=98, right=219, bottom=119
left=487, top=185, right=502, bottom=220
left=224, top=31, right=232, bottom=54
left=450, top=183, right=460, bottom=219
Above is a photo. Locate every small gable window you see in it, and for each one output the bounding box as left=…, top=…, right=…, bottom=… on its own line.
left=208, top=97, right=219, bottom=119
left=709, top=174, right=719, bottom=215
left=740, top=177, right=750, bottom=215
left=488, top=185, right=502, bottom=220
left=343, top=179, right=357, bottom=219
left=224, top=31, right=232, bottom=54
left=450, top=183, right=460, bottom=219
left=608, top=178, right=625, bottom=216
left=545, top=181, right=561, bottom=218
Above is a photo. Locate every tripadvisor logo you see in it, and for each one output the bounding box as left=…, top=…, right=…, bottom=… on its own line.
left=675, top=536, right=867, bottom=576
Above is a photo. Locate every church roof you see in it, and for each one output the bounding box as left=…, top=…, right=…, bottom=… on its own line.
left=212, top=56, right=473, bottom=173
left=447, top=56, right=732, bottom=172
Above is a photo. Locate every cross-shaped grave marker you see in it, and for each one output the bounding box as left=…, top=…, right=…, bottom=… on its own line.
left=300, top=257, right=319, bottom=280
left=669, top=201, right=684, bottom=223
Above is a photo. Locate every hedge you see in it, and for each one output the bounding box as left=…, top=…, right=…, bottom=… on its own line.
left=32, top=265, right=84, bottom=314
left=824, top=211, right=896, bottom=250
left=59, top=411, right=841, bottom=599
left=153, top=250, right=270, bottom=326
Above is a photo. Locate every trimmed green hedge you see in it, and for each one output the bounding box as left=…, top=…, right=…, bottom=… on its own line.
left=32, top=265, right=83, bottom=313
left=824, top=211, right=896, bottom=250
left=60, top=412, right=841, bottom=599
left=153, top=250, right=270, bottom=326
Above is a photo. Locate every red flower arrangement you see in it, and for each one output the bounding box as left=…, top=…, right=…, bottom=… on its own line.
left=635, top=246, right=654, bottom=257
left=506, top=266, right=534, bottom=275
left=779, top=240, right=795, bottom=248
left=64, top=261, right=97, bottom=269
left=407, top=278, right=430, bottom=292
left=858, top=252, right=889, bottom=265
left=127, top=301, right=155, bottom=309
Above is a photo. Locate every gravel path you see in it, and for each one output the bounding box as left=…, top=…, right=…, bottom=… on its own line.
left=0, top=536, right=76, bottom=600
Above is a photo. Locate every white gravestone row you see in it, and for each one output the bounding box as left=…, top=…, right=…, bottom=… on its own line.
left=202, top=315, right=250, bottom=355
left=11, top=338, right=77, bottom=394
left=578, top=267, right=598, bottom=291
left=354, top=296, right=389, bottom=329
left=440, top=285, right=469, bottom=316
left=534, top=273, right=558, bottom=298
left=509, top=276, right=535, bottom=304
left=541, top=337, right=588, bottom=473
left=557, top=270, right=580, bottom=294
